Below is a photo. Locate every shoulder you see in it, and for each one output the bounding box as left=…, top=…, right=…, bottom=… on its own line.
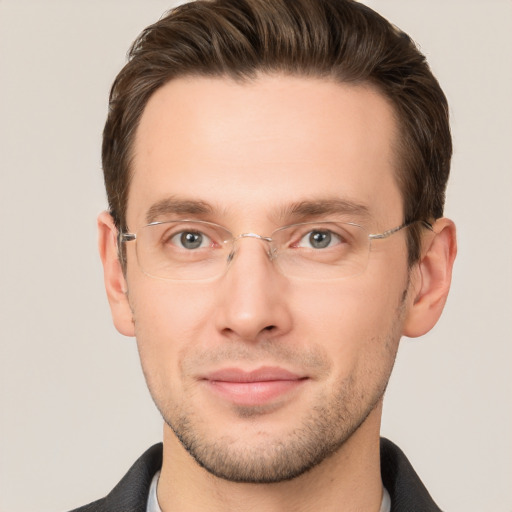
left=380, top=438, right=443, bottom=512
left=67, top=444, right=163, bottom=512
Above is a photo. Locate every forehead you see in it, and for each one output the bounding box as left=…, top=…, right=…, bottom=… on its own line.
left=127, top=74, right=402, bottom=228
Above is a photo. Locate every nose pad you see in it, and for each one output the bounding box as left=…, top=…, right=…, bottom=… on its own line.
left=268, top=245, right=278, bottom=261
left=225, top=234, right=275, bottom=271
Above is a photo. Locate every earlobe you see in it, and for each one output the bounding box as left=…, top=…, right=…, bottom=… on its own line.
left=97, top=211, right=135, bottom=337
left=402, top=218, right=457, bottom=338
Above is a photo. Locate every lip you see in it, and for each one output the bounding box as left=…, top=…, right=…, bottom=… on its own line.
left=201, top=366, right=308, bottom=406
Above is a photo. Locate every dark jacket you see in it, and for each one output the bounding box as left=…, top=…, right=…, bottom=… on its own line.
left=69, top=438, right=442, bottom=512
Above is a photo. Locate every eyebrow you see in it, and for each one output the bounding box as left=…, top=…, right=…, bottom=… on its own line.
left=284, top=198, right=372, bottom=222
left=145, top=197, right=214, bottom=224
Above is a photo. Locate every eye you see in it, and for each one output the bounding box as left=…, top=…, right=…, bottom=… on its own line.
left=169, top=230, right=212, bottom=250
left=298, top=229, right=343, bottom=249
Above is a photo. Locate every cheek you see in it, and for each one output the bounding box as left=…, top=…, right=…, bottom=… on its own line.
left=292, top=275, right=406, bottom=370
left=128, top=280, right=215, bottom=381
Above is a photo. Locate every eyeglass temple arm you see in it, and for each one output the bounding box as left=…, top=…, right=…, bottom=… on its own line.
left=369, top=220, right=434, bottom=240
left=119, top=233, right=136, bottom=243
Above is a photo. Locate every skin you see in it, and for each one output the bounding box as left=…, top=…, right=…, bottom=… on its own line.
left=99, top=75, right=456, bottom=512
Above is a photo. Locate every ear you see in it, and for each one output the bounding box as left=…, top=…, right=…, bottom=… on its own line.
left=402, top=218, right=457, bottom=338
left=97, top=211, right=135, bottom=337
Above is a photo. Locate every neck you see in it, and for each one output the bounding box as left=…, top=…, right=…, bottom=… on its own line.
left=157, top=406, right=385, bottom=512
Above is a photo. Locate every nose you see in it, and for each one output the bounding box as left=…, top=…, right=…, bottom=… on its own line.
left=214, top=236, right=293, bottom=342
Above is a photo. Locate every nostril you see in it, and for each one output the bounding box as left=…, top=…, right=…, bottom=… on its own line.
left=264, top=325, right=276, bottom=331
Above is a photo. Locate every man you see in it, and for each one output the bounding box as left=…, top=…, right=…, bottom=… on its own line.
left=72, top=0, right=456, bottom=510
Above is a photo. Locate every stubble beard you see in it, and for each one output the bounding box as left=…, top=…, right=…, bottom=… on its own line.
left=166, top=374, right=390, bottom=483
left=137, top=286, right=408, bottom=484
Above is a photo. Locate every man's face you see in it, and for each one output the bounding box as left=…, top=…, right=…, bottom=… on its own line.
left=121, top=75, right=414, bottom=482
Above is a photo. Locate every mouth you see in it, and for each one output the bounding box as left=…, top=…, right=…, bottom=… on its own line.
left=201, top=366, right=309, bottom=407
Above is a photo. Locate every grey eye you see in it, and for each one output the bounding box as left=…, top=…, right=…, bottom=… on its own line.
left=172, top=231, right=209, bottom=250
left=309, top=231, right=331, bottom=248
left=298, top=229, right=340, bottom=249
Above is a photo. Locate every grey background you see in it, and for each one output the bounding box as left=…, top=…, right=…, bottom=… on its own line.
left=1, top=1, right=511, bottom=511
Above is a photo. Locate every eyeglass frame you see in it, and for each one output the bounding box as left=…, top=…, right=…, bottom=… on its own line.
left=117, top=218, right=434, bottom=280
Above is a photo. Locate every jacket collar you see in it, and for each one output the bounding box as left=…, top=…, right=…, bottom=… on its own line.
left=73, top=438, right=442, bottom=511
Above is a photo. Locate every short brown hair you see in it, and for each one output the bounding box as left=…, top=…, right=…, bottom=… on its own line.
left=102, top=0, right=451, bottom=264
